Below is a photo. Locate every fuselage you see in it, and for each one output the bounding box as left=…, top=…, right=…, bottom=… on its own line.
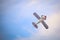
left=37, top=15, right=46, bottom=24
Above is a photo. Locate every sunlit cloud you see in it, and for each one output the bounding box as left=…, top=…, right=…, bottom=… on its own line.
left=33, top=13, right=60, bottom=40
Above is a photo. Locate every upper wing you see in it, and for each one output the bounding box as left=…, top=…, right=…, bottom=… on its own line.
left=33, top=12, right=40, bottom=20
left=41, top=21, right=48, bottom=29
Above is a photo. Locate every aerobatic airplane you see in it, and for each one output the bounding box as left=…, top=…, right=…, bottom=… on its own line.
left=32, top=12, right=48, bottom=29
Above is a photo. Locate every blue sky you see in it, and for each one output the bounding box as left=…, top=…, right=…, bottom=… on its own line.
left=1, top=0, right=60, bottom=40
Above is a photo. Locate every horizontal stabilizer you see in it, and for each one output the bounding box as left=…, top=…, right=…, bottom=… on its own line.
left=32, top=22, right=38, bottom=29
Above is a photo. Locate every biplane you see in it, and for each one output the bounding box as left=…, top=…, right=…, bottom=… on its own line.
left=32, top=12, right=48, bottom=29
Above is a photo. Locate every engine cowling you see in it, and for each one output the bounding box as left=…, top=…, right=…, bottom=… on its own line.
left=41, top=15, right=46, bottom=20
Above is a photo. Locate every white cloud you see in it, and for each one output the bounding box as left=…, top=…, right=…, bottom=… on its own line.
left=26, top=0, right=39, bottom=7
